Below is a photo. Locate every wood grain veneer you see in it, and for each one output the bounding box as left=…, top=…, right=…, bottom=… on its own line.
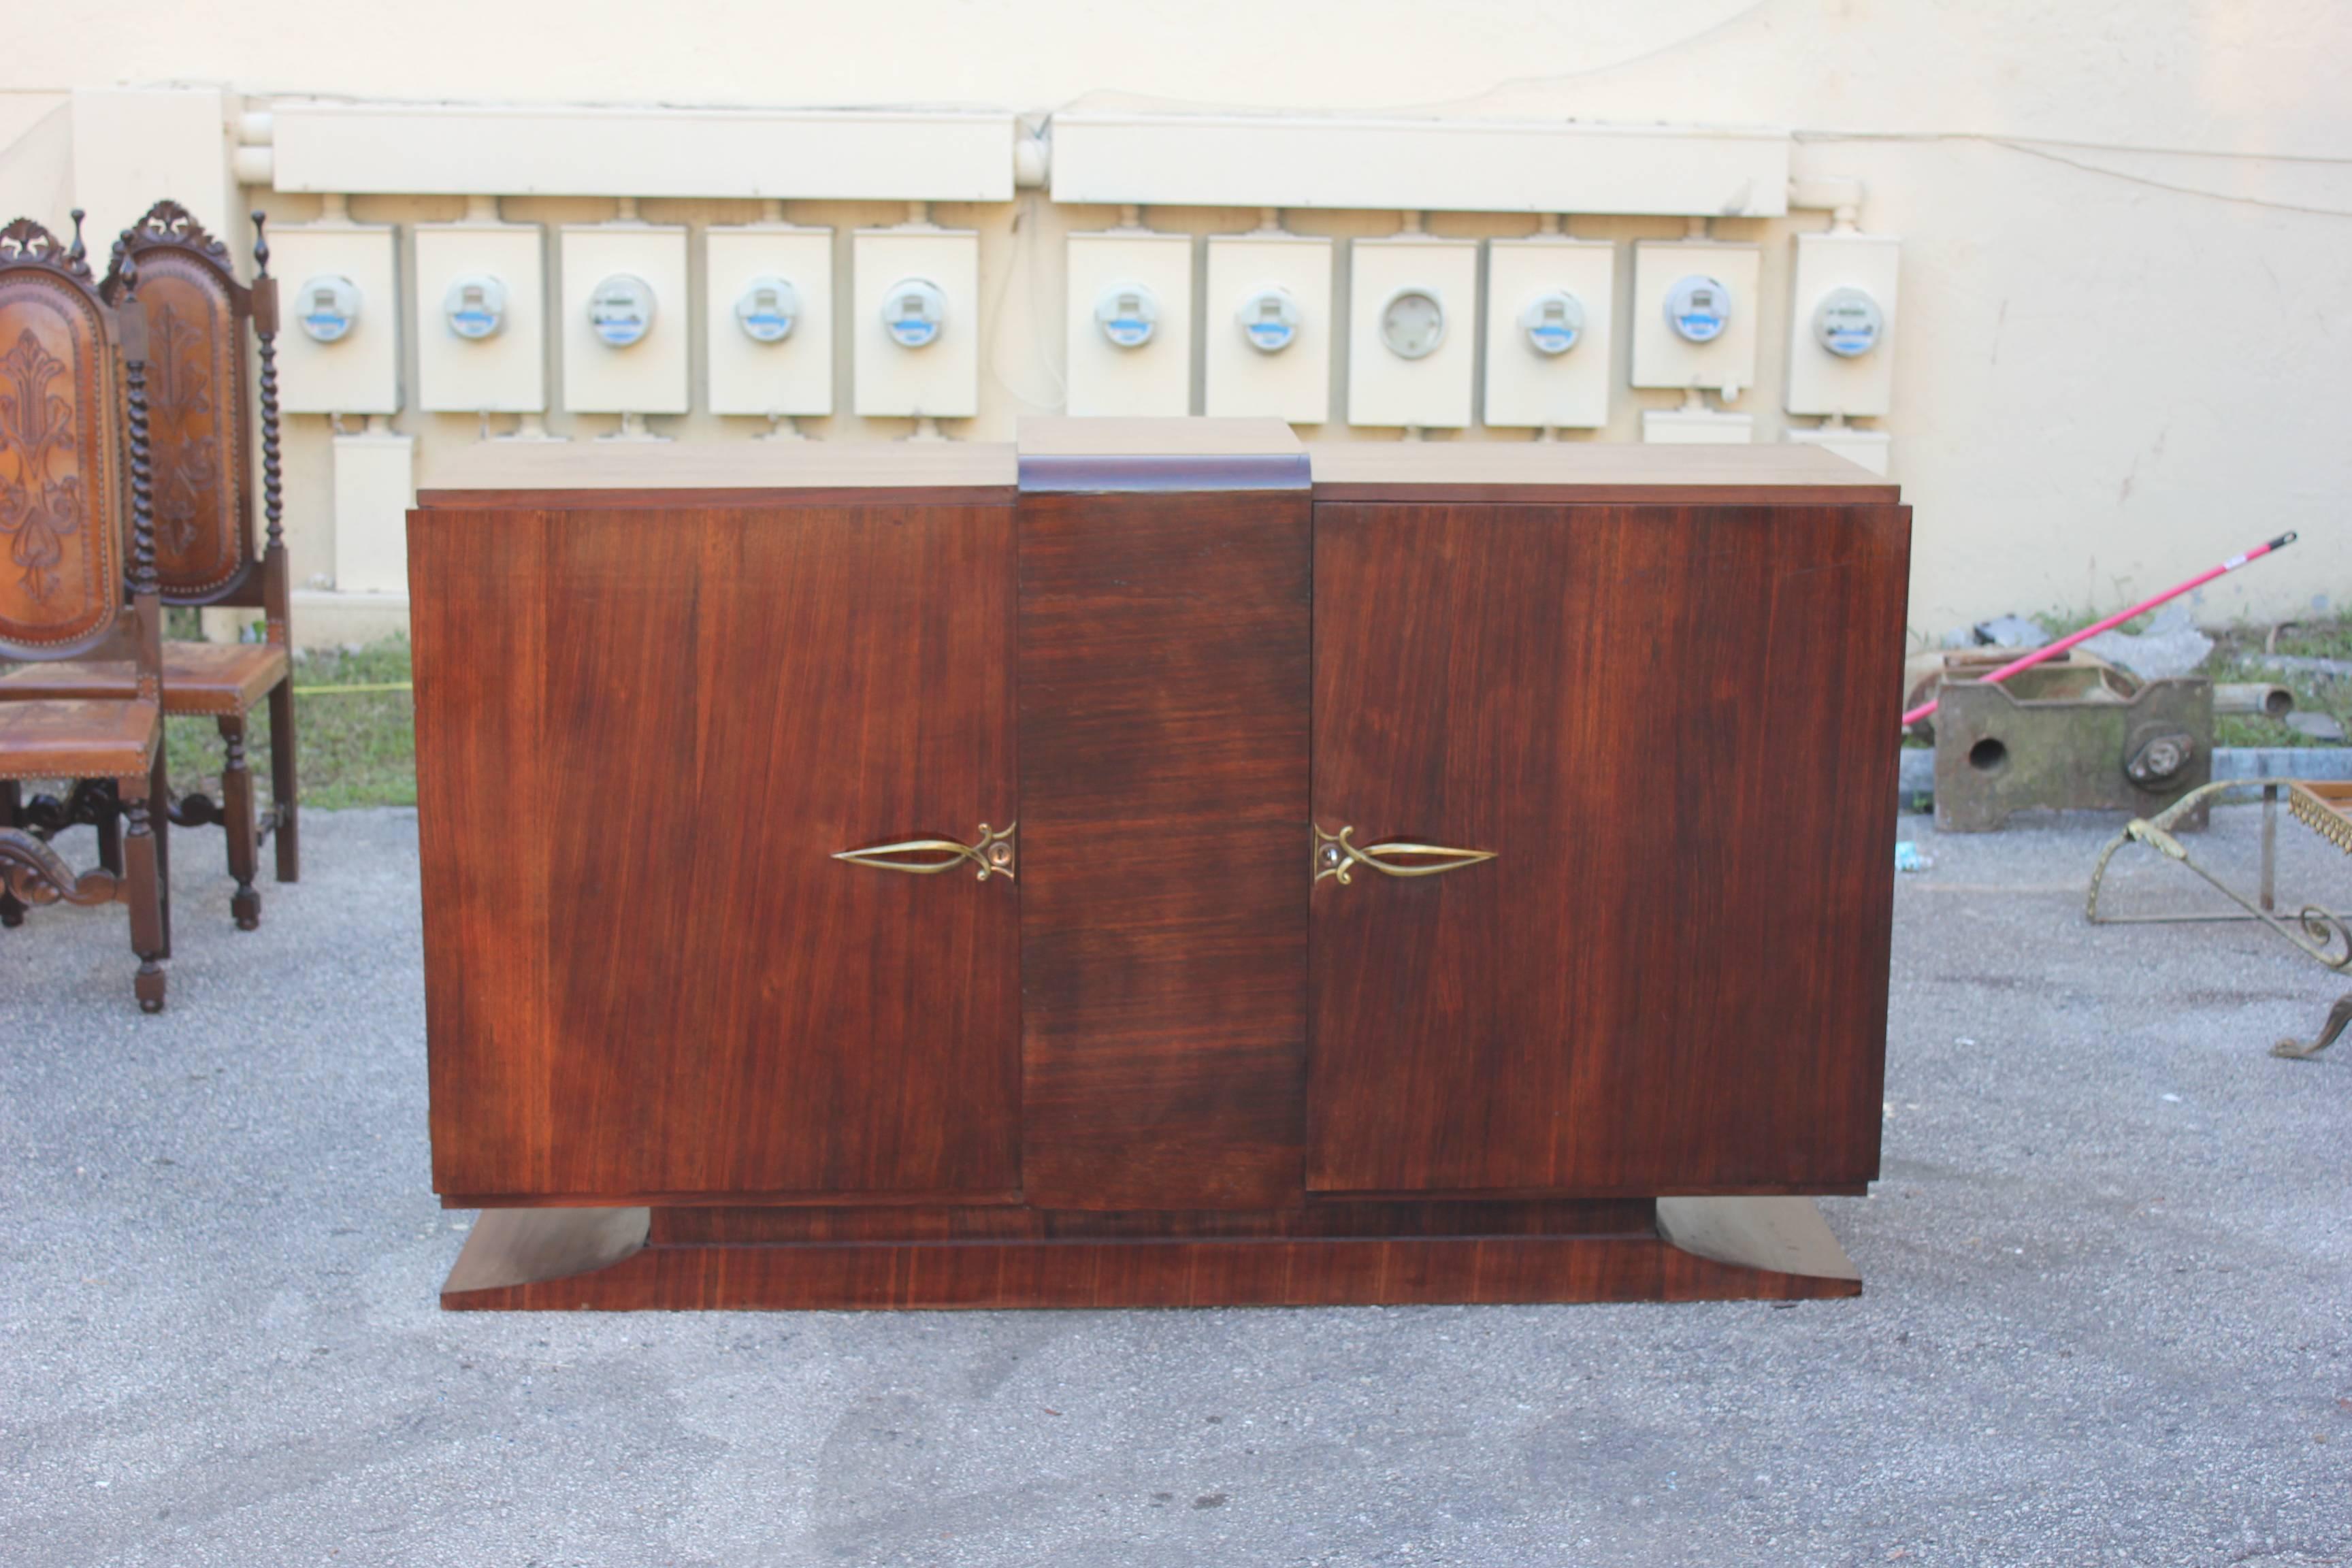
left=1307, top=500, right=1910, bottom=1194
left=412, top=500, right=1021, bottom=1201
left=1015, top=451, right=1311, bottom=1211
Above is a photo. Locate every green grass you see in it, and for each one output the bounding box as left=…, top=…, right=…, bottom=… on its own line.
left=2205, top=612, right=2351, bottom=749
left=163, top=637, right=416, bottom=812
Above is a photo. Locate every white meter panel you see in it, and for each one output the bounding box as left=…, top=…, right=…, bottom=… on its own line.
left=1786, top=231, right=1900, bottom=419
left=1630, top=240, right=1761, bottom=396
left=414, top=222, right=546, bottom=413
left=706, top=227, right=833, bottom=418
left=853, top=227, right=979, bottom=419
left=559, top=224, right=688, bottom=416
left=1642, top=406, right=1755, bottom=445
left=1785, top=422, right=1891, bottom=476
left=1347, top=236, right=1476, bottom=429
left=270, top=223, right=399, bottom=416
left=1483, top=237, right=1613, bottom=430
left=1204, top=233, right=1332, bottom=424
left=1066, top=230, right=1192, bottom=418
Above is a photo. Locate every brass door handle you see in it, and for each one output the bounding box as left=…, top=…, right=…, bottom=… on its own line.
left=834, top=822, right=1016, bottom=881
left=1312, top=823, right=1494, bottom=886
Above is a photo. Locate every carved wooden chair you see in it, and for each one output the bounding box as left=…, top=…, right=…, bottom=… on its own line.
left=0, top=202, right=296, bottom=931
left=0, top=214, right=172, bottom=1009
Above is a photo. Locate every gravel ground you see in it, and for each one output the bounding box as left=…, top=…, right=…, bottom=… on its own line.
left=3, top=804, right=2348, bottom=1566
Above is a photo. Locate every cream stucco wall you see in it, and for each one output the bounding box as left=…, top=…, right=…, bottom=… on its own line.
left=6, top=0, right=2351, bottom=640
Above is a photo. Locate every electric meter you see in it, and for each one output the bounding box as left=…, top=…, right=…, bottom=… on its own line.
left=587, top=274, right=655, bottom=348
left=1094, top=280, right=1160, bottom=348
left=1518, top=289, right=1584, bottom=356
left=442, top=273, right=508, bottom=341
left=295, top=274, right=361, bottom=344
left=734, top=274, right=802, bottom=344
left=1377, top=287, right=1446, bottom=360
left=881, top=277, right=947, bottom=348
left=1237, top=284, right=1301, bottom=353
left=1812, top=285, right=1884, bottom=358
left=1665, top=274, right=1732, bottom=344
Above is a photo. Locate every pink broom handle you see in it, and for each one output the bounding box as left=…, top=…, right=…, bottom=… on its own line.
left=1901, top=530, right=2300, bottom=728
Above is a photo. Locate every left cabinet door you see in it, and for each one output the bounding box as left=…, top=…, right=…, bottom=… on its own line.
left=414, top=500, right=1022, bottom=1204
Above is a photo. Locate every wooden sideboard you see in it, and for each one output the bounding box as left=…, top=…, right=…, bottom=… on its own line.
left=410, top=420, right=1910, bottom=1310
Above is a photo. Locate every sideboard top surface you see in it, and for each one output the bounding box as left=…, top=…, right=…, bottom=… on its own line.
left=415, top=423, right=1899, bottom=509
left=1308, top=440, right=1901, bottom=504
left=416, top=438, right=1018, bottom=507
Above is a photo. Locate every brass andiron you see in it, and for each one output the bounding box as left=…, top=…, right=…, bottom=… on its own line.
left=1312, top=823, right=1495, bottom=887
left=834, top=823, right=1016, bottom=881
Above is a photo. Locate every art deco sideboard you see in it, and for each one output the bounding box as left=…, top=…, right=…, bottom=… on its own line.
left=409, top=419, right=1910, bottom=1309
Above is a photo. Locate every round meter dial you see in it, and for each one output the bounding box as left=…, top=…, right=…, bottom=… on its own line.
left=1812, top=285, right=1884, bottom=358
left=1519, top=289, right=1585, bottom=356
left=735, top=275, right=802, bottom=344
left=1237, top=284, right=1301, bottom=353
left=1665, top=274, right=1732, bottom=344
left=587, top=274, right=655, bottom=348
left=882, top=277, right=947, bottom=348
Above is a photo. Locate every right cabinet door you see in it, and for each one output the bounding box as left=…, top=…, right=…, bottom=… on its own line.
left=1307, top=501, right=1910, bottom=1196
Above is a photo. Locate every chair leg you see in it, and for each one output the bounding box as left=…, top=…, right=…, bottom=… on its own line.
left=122, top=772, right=167, bottom=1013
left=220, top=713, right=261, bottom=930
left=94, top=778, right=123, bottom=876
left=267, top=676, right=299, bottom=883
left=0, top=781, right=21, bottom=929
left=150, top=732, right=172, bottom=963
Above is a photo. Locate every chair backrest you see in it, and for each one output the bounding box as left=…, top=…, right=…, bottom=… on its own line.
left=0, top=214, right=135, bottom=665
left=99, top=200, right=257, bottom=606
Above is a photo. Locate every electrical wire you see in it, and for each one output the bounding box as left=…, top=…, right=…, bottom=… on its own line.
left=1795, top=129, right=2352, bottom=218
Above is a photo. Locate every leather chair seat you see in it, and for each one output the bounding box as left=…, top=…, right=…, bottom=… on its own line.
left=0, top=699, right=161, bottom=781
left=0, top=642, right=291, bottom=716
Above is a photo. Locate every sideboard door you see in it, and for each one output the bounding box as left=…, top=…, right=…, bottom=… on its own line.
left=415, top=500, right=1020, bottom=1203
left=1307, top=501, right=1910, bottom=1196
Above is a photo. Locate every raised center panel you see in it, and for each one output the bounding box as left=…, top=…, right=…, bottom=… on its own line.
left=1014, top=418, right=1312, bottom=1209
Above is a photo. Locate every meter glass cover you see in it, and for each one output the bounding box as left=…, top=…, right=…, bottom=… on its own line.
left=1812, top=285, right=1883, bottom=358
left=883, top=278, right=945, bottom=348
left=1095, top=280, right=1159, bottom=348
left=1665, top=274, right=1731, bottom=344
left=588, top=274, right=655, bottom=348
left=444, top=274, right=507, bottom=341
left=297, top=275, right=360, bottom=344
left=736, top=274, right=801, bottom=344
left=1239, top=286, right=1299, bottom=353
left=1520, top=289, right=1584, bottom=356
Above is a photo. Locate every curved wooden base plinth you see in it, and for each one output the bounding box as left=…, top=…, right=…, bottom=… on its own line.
left=440, top=1196, right=1860, bottom=1311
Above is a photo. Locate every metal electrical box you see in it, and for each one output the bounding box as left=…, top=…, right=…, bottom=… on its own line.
left=706, top=224, right=833, bottom=419
left=272, top=220, right=400, bottom=416
left=1066, top=229, right=1192, bottom=418
left=853, top=227, right=979, bottom=420
left=1204, top=233, right=1332, bottom=424
left=1631, top=240, right=1761, bottom=397
left=1786, top=231, right=1900, bottom=419
left=413, top=220, right=546, bottom=414
left=559, top=223, right=689, bottom=416
left=1483, top=236, right=1614, bottom=431
left=1346, top=235, right=1477, bottom=429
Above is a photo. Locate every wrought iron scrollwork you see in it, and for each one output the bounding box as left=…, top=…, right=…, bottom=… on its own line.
left=834, top=822, right=1016, bottom=882
left=2087, top=780, right=2351, bottom=972
left=1312, top=823, right=1496, bottom=887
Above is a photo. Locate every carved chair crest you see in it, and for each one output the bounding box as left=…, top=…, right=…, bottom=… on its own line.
left=0, top=213, right=126, bottom=657
left=99, top=199, right=252, bottom=602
